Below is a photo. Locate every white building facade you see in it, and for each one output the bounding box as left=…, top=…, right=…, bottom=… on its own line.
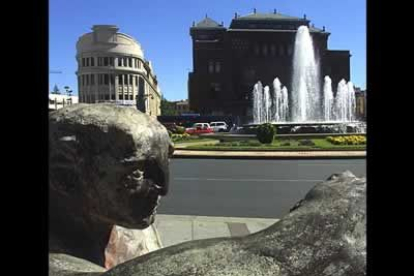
left=76, top=25, right=161, bottom=117
left=49, top=94, right=79, bottom=111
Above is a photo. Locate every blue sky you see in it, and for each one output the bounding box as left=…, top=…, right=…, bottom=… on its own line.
left=49, top=0, right=366, bottom=101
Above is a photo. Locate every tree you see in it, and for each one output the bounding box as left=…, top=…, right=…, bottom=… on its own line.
left=64, top=86, right=73, bottom=97
left=52, top=84, right=60, bottom=94
left=160, top=97, right=178, bottom=116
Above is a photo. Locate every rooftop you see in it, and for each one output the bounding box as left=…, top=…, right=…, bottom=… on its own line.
left=234, top=12, right=304, bottom=22
left=192, top=17, right=225, bottom=29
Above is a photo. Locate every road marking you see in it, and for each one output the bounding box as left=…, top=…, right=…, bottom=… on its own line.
left=173, top=177, right=324, bottom=182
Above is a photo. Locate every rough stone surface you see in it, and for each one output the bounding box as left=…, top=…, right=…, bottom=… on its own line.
left=49, top=254, right=105, bottom=276
left=49, top=104, right=173, bottom=273
left=102, top=171, right=366, bottom=276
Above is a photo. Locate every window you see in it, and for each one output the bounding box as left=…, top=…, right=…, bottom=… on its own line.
left=135, top=59, right=138, bottom=68
left=129, top=75, right=133, bottom=85
left=91, top=57, right=95, bottom=66
left=98, top=57, right=103, bottom=66
left=279, top=44, right=284, bottom=56
left=104, top=74, right=109, bottom=85
left=129, top=95, right=133, bottom=100
left=288, top=45, right=293, bottom=56
left=210, top=83, right=221, bottom=99
left=104, top=57, right=109, bottom=66
left=119, top=94, right=124, bottom=100
left=215, top=62, right=221, bottom=73
left=118, top=57, right=122, bottom=67
left=91, top=74, right=95, bottom=85
left=128, top=58, right=132, bottom=67
left=111, top=95, right=115, bottom=100
left=135, top=76, right=138, bottom=85
left=208, top=62, right=214, bottom=73
left=254, top=44, right=259, bottom=56
left=118, top=75, right=123, bottom=85
left=270, top=44, right=276, bottom=56
left=82, top=58, right=85, bottom=67
left=98, top=74, right=103, bottom=85
left=263, top=44, right=268, bottom=56
left=105, top=95, right=109, bottom=100
left=110, top=75, right=114, bottom=85
left=109, top=57, right=114, bottom=66
left=86, top=58, right=90, bottom=67
left=86, top=75, right=89, bottom=86
left=82, top=75, right=85, bottom=86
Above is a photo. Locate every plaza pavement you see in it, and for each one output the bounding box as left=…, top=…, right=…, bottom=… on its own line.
left=153, top=214, right=279, bottom=248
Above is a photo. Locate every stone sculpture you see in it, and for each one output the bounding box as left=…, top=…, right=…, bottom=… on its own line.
left=49, top=103, right=173, bottom=273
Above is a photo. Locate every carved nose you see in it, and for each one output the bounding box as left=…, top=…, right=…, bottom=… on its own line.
left=168, top=142, right=175, bottom=158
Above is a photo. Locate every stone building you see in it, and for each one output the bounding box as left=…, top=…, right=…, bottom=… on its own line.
left=76, top=25, right=161, bottom=117
left=173, top=99, right=190, bottom=115
left=188, top=11, right=351, bottom=117
left=355, top=88, right=366, bottom=121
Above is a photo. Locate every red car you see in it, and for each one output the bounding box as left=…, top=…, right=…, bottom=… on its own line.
left=185, top=123, right=214, bottom=135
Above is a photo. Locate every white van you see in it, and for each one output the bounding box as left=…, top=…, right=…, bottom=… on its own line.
left=209, top=121, right=228, bottom=132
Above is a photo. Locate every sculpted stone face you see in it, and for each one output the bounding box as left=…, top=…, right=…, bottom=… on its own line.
left=49, top=104, right=174, bottom=229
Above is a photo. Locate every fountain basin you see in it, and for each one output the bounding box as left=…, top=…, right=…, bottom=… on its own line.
left=241, top=121, right=366, bottom=134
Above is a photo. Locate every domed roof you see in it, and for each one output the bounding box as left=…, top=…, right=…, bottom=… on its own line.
left=76, top=25, right=144, bottom=58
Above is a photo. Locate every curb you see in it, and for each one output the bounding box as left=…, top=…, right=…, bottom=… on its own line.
left=172, top=150, right=366, bottom=160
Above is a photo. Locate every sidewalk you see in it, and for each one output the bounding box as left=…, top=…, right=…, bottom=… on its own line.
left=173, top=149, right=366, bottom=159
left=153, top=214, right=279, bottom=248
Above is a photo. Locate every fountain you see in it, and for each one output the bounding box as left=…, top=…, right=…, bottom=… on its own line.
left=249, top=25, right=365, bottom=134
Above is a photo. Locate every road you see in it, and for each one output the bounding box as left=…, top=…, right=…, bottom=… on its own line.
left=158, top=158, right=366, bottom=219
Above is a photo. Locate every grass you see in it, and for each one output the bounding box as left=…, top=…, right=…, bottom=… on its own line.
left=173, top=137, right=218, bottom=144
left=185, top=138, right=366, bottom=151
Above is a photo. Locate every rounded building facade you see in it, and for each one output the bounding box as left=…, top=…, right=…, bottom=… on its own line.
left=76, top=25, right=161, bottom=116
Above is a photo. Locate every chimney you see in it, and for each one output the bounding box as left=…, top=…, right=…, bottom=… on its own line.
left=254, top=8, right=256, bottom=14
left=303, top=14, right=307, bottom=20
left=235, top=12, right=238, bottom=19
left=323, top=26, right=325, bottom=31
left=274, top=9, right=277, bottom=14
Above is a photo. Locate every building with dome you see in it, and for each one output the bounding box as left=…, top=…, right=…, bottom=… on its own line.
left=76, top=25, right=161, bottom=117
left=188, top=11, right=351, bottom=117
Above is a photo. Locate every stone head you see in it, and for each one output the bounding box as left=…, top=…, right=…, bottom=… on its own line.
left=49, top=104, right=174, bottom=229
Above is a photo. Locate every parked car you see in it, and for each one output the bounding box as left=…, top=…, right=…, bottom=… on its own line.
left=210, top=121, right=229, bottom=132
left=185, top=123, right=213, bottom=135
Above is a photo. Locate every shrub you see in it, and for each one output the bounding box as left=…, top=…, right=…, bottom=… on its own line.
left=326, top=135, right=366, bottom=145
left=256, top=123, right=276, bottom=144
left=175, top=126, right=186, bottom=134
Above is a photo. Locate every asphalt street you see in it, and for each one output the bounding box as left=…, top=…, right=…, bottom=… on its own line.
left=158, top=158, right=366, bottom=218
